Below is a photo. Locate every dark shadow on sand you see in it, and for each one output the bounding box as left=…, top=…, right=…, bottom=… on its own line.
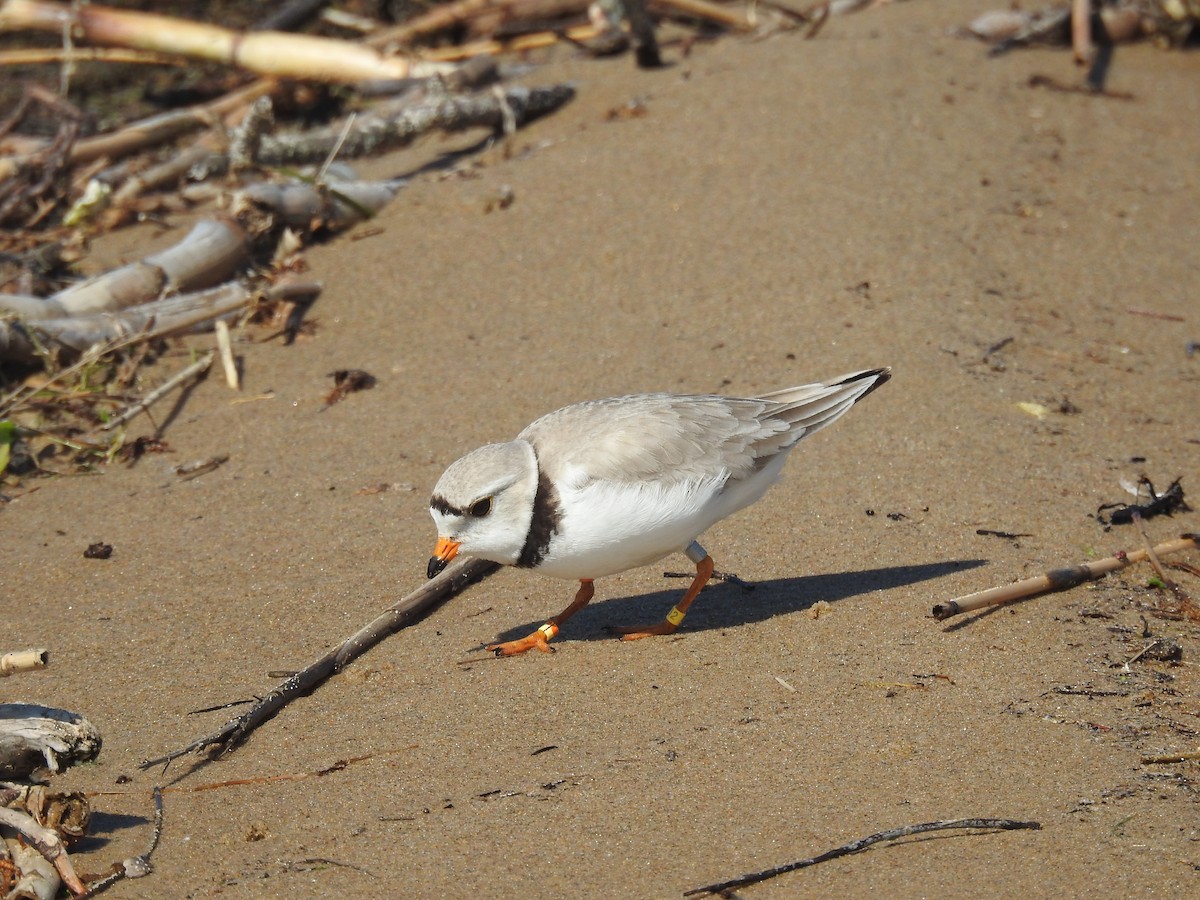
left=487, top=558, right=988, bottom=646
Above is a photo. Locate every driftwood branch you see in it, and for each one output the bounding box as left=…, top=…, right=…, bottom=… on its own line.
left=0, top=79, right=274, bottom=183
left=932, top=534, right=1200, bottom=621
left=0, top=704, right=102, bottom=780
left=686, top=818, right=1042, bottom=896
left=254, top=83, right=576, bottom=167
left=140, top=557, right=500, bottom=768
left=1, top=277, right=320, bottom=366
left=236, top=178, right=404, bottom=230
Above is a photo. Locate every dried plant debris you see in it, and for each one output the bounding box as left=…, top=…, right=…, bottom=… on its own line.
left=1098, top=477, right=1189, bottom=528
left=322, top=368, right=376, bottom=409
left=960, top=1, right=1199, bottom=52
left=82, top=541, right=112, bottom=559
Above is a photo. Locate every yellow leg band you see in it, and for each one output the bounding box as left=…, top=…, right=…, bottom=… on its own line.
left=538, top=623, right=558, bottom=640
left=666, top=606, right=686, bottom=626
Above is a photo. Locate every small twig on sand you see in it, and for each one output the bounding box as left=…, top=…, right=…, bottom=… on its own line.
left=83, top=786, right=164, bottom=895
left=101, top=352, right=214, bottom=432
left=685, top=818, right=1041, bottom=896
left=139, top=556, right=499, bottom=768
left=932, top=535, right=1200, bottom=622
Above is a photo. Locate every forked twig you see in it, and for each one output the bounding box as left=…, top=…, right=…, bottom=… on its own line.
left=139, top=557, right=499, bottom=768
left=685, top=818, right=1041, bottom=896
left=932, top=535, right=1200, bottom=621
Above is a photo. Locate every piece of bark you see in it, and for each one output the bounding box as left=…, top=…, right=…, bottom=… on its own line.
left=0, top=705, right=101, bottom=782
left=44, top=216, right=249, bottom=318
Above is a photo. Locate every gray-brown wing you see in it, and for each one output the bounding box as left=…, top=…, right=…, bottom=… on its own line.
left=519, top=393, right=789, bottom=487
left=519, top=369, right=889, bottom=488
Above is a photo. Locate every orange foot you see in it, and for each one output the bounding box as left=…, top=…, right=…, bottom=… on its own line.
left=487, top=625, right=557, bottom=657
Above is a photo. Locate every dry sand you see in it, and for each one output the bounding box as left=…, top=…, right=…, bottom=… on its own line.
left=4, top=1, right=1200, bottom=896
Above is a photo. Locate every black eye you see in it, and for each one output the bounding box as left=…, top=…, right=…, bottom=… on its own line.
left=469, top=497, right=492, bottom=518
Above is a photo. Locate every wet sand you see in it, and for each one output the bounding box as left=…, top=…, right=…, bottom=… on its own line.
left=5, top=1, right=1200, bottom=896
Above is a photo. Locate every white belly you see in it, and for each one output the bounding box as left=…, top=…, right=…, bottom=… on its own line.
left=534, top=452, right=790, bottom=580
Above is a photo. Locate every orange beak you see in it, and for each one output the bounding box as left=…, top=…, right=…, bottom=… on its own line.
left=427, top=536, right=461, bottom=579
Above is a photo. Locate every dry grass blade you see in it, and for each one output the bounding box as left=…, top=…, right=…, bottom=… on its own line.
left=686, top=818, right=1042, bottom=896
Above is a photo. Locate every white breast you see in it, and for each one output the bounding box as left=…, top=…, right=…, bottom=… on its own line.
left=533, top=450, right=791, bottom=580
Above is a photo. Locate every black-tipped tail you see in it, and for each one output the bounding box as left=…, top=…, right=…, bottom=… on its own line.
left=837, top=366, right=891, bottom=401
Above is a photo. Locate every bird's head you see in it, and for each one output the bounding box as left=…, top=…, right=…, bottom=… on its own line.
left=427, top=440, right=539, bottom=578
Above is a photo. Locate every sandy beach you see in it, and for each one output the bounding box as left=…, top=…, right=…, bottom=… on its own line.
left=4, top=1, right=1200, bottom=896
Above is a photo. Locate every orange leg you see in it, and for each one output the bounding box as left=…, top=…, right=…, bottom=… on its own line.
left=610, top=541, right=715, bottom=641
left=488, top=579, right=595, bottom=657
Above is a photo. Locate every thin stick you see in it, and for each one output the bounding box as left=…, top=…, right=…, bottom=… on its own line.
left=931, top=535, right=1200, bottom=621
left=0, top=46, right=178, bottom=65
left=685, top=818, right=1041, bottom=896
left=101, top=352, right=214, bottom=431
left=1132, top=513, right=1172, bottom=584
left=314, top=111, right=356, bottom=186
left=1142, top=750, right=1200, bottom=764
left=139, top=556, right=499, bottom=768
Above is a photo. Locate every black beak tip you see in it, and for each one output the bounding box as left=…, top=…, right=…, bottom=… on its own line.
left=427, top=557, right=448, bottom=579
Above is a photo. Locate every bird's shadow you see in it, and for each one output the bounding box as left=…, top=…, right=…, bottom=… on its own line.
left=486, top=558, right=987, bottom=645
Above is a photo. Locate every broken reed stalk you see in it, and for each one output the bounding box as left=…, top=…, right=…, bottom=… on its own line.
left=0, top=0, right=452, bottom=82
left=139, top=557, right=499, bottom=769
left=0, top=648, right=47, bottom=676
left=932, top=535, right=1200, bottom=621
left=685, top=818, right=1041, bottom=896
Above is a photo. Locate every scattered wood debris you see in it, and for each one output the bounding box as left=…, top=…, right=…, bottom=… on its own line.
left=958, top=1, right=1198, bottom=90
left=0, top=699, right=100, bottom=896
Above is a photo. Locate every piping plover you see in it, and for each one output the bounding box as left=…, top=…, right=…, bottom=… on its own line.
left=427, top=367, right=890, bottom=655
